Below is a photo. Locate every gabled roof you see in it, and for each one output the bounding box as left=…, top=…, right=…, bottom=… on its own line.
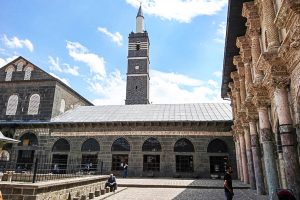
left=51, top=103, right=232, bottom=123
left=0, top=56, right=93, bottom=106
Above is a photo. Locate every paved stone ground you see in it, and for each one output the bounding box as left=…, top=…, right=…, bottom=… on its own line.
left=100, top=178, right=269, bottom=200
left=104, top=188, right=269, bottom=200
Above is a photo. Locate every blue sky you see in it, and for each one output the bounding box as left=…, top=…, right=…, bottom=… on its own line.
left=0, top=0, right=228, bottom=105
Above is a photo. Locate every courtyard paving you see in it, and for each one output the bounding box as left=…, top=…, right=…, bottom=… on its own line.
left=98, top=178, right=269, bottom=200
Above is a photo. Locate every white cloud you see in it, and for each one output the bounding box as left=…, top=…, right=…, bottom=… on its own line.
left=2, top=34, right=34, bottom=52
left=49, top=72, right=70, bottom=86
left=0, top=55, right=18, bottom=67
left=66, top=41, right=106, bottom=79
left=91, top=68, right=225, bottom=105
left=90, top=70, right=126, bottom=105
left=126, top=0, right=227, bottom=23
left=213, top=71, right=222, bottom=78
left=97, top=27, right=123, bottom=46
left=214, top=21, right=226, bottom=43
left=48, top=56, right=79, bottom=76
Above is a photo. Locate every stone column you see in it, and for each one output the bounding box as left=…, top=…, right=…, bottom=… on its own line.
left=249, top=120, right=266, bottom=195
left=250, top=31, right=264, bottom=82
left=261, top=0, right=280, bottom=50
left=258, top=107, right=279, bottom=199
left=274, top=87, right=300, bottom=199
left=239, top=132, right=249, bottom=184
left=239, top=76, right=246, bottom=103
left=243, top=126, right=256, bottom=189
left=234, top=136, right=241, bottom=180
left=237, top=135, right=244, bottom=182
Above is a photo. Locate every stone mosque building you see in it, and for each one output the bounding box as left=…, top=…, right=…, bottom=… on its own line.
left=0, top=6, right=235, bottom=178
left=222, top=0, right=300, bottom=199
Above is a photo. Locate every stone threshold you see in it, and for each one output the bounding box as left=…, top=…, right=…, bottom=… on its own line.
left=117, top=184, right=250, bottom=189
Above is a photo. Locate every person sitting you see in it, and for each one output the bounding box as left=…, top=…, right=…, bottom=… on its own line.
left=105, top=174, right=117, bottom=192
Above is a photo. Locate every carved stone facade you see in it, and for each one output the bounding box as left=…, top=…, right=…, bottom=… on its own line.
left=223, top=0, right=300, bottom=199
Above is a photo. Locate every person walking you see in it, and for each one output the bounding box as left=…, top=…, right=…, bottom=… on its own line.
left=224, top=166, right=234, bottom=200
left=123, top=162, right=128, bottom=178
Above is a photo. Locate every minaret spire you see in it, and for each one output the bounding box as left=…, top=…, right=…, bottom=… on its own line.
left=136, top=4, right=144, bottom=33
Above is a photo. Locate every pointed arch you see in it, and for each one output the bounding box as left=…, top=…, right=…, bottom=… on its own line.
left=111, top=138, right=130, bottom=151
left=24, top=66, right=33, bottom=80
left=52, top=138, right=70, bottom=152
left=142, top=137, right=161, bottom=152
left=5, top=66, right=15, bottom=81
left=207, top=139, right=228, bottom=153
left=28, top=94, right=40, bottom=115
left=6, top=94, right=18, bottom=115
left=174, top=138, right=194, bottom=152
left=81, top=138, right=100, bottom=152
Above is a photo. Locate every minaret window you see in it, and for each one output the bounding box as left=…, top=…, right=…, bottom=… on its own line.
left=6, top=94, right=18, bottom=115
left=5, top=66, right=15, bottom=81
left=135, top=66, right=139, bottom=70
left=136, top=44, right=140, bottom=50
left=28, top=94, right=40, bottom=115
left=24, top=66, right=33, bottom=80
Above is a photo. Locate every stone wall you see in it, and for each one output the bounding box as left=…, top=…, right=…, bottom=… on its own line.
left=0, top=175, right=108, bottom=200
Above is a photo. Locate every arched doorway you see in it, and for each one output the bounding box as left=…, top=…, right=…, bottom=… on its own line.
left=111, top=138, right=130, bottom=171
left=174, top=138, right=194, bottom=173
left=81, top=138, right=100, bottom=172
left=52, top=138, right=70, bottom=174
left=16, top=132, right=38, bottom=171
left=142, top=137, right=161, bottom=172
left=207, top=138, right=229, bottom=178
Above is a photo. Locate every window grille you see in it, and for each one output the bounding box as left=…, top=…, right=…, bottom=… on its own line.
left=207, top=139, right=228, bottom=153
left=143, top=155, right=160, bottom=171
left=174, top=138, right=194, bottom=152
left=81, top=138, right=100, bottom=152
left=176, top=155, right=193, bottom=172
left=111, top=138, right=130, bottom=151
left=52, top=139, right=70, bottom=152
left=18, top=132, right=38, bottom=146
left=142, top=137, right=161, bottom=152
left=24, top=66, right=33, bottom=80
left=5, top=66, right=15, bottom=81
left=6, top=95, right=18, bottom=115
left=111, top=154, right=128, bottom=171
left=17, top=62, right=24, bottom=71
left=28, top=94, right=40, bottom=115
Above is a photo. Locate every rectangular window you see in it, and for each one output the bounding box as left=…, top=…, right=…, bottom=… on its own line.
left=209, top=156, right=228, bottom=174
left=112, top=154, right=128, bottom=171
left=176, top=155, right=193, bottom=172
left=82, top=154, right=98, bottom=171
left=143, top=155, right=160, bottom=171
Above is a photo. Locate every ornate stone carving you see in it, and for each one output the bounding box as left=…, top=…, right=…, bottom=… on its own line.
left=285, top=0, right=300, bottom=14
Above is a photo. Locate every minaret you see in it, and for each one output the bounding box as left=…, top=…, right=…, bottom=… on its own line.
left=125, top=5, right=150, bottom=105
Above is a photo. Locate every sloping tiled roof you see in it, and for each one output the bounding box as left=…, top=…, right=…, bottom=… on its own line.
left=51, top=103, right=232, bottom=123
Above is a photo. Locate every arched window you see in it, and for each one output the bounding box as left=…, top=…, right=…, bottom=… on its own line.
left=6, top=95, right=18, bottom=115
left=17, top=62, right=24, bottom=71
left=60, top=99, right=66, bottom=113
left=81, top=138, right=100, bottom=152
left=0, top=150, right=10, bottom=161
left=28, top=94, right=40, bottom=115
left=207, top=139, right=228, bottom=153
left=142, top=137, right=161, bottom=152
left=52, top=139, right=70, bottom=152
left=24, top=66, right=33, bottom=80
left=111, top=138, right=130, bottom=151
left=174, top=138, right=194, bottom=152
left=5, top=66, right=15, bottom=81
left=18, top=132, right=38, bottom=147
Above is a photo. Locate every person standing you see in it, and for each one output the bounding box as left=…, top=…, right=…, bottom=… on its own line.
left=123, top=162, right=128, bottom=178
left=224, top=166, right=234, bottom=200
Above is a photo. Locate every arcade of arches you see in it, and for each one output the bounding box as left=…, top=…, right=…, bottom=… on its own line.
left=3, top=130, right=234, bottom=178
left=222, top=0, right=300, bottom=199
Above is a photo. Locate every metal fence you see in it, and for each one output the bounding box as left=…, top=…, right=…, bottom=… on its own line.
left=0, top=156, right=103, bottom=183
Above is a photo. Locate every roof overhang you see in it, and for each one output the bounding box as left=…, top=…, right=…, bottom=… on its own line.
left=221, top=0, right=252, bottom=98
